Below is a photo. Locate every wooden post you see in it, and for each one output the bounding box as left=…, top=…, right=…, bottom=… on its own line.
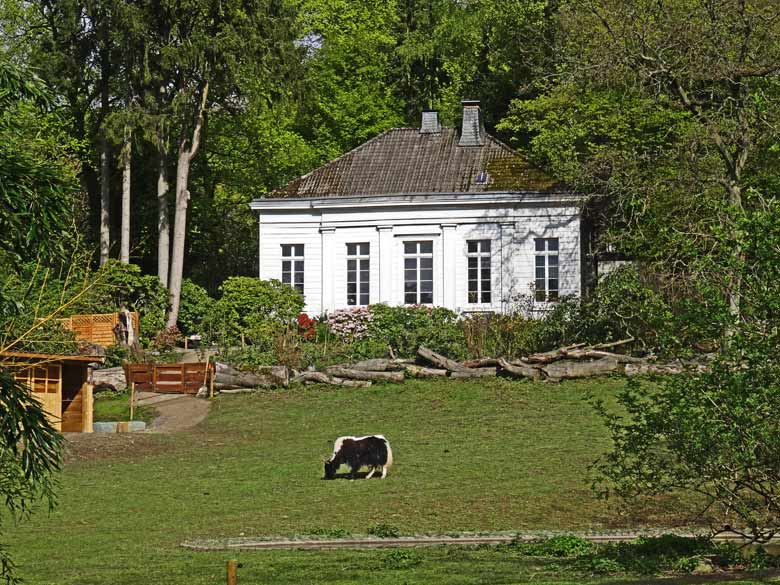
left=226, top=559, right=238, bottom=585
left=129, top=381, right=135, bottom=421
left=209, top=364, right=215, bottom=400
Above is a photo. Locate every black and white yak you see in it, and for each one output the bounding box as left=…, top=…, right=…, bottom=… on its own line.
left=324, top=435, right=393, bottom=479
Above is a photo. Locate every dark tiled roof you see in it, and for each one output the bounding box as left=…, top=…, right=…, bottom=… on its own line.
left=268, top=128, right=558, bottom=198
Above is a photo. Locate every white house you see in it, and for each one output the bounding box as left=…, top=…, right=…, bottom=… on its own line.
left=251, top=101, right=587, bottom=316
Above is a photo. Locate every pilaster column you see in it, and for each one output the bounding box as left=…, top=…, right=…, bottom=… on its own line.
left=377, top=226, right=393, bottom=304
left=499, top=222, right=515, bottom=313
left=441, top=224, right=457, bottom=310
left=320, top=227, right=336, bottom=314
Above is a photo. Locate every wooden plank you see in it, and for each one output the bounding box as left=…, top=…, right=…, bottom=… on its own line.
left=83, top=383, right=93, bottom=433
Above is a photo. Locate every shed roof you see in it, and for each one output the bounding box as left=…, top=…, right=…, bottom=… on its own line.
left=0, top=351, right=105, bottom=364
left=267, top=128, right=558, bottom=199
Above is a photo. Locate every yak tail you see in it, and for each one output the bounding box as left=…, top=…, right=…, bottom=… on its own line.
left=384, top=439, right=393, bottom=469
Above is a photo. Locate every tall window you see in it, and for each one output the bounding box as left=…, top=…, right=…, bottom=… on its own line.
left=404, top=241, right=433, bottom=304
left=347, top=243, right=370, bottom=305
left=535, top=238, right=559, bottom=301
left=281, top=244, right=304, bottom=293
left=467, top=240, right=492, bottom=304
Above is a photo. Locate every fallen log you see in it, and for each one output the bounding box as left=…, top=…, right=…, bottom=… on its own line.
left=449, top=367, right=497, bottom=379
left=418, top=347, right=473, bottom=373
left=497, top=358, right=543, bottom=380
left=214, top=363, right=289, bottom=388
left=461, top=357, right=499, bottom=368
left=542, top=358, right=623, bottom=381
left=625, top=362, right=684, bottom=377
left=523, top=343, right=587, bottom=364
left=296, top=371, right=372, bottom=388
left=325, top=367, right=404, bottom=383
left=564, top=349, right=646, bottom=364
left=347, top=358, right=405, bottom=372
left=403, top=364, right=448, bottom=378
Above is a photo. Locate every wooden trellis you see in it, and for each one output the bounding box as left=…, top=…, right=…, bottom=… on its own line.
left=57, top=312, right=139, bottom=347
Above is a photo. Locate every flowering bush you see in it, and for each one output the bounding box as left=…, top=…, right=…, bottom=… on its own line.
left=297, top=313, right=317, bottom=340
left=326, top=307, right=374, bottom=340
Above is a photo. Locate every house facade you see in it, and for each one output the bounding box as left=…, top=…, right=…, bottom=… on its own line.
left=251, top=101, right=586, bottom=316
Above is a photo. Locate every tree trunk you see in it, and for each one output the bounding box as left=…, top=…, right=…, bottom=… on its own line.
left=157, top=128, right=170, bottom=286
left=166, top=146, right=191, bottom=328
left=325, top=367, right=404, bottom=382
left=119, top=128, right=131, bottom=263
left=166, top=83, right=209, bottom=329
left=99, top=137, right=110, bottom=264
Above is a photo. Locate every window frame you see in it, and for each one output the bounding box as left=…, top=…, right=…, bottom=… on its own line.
left=403, top=240, right=434, bottom=305
left=534, top=237, right=559, bottom=302
left=281, top=244, right=305, bottom=294
left=346, top=242, right=370, bottom=306
left=466, top=239, right=492, bottom=304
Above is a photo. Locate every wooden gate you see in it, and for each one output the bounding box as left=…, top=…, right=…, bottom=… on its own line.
left=124, top=363, right=214, bottom=395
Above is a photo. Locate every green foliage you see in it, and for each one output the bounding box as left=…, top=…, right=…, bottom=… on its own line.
left=205, top=277, right=303, bottom=347
left=592, top=336, right=780, bottom=543
left=510, top=535, right=594, bottom=558
left=586, top=535, right=715, bottom=576
left=303, top=527, right=351, bottom=539
left=75, top=261, right=169, bottom=344
left=0, top=367, right=63, bottom=584
left=367, top=523, right=400, bottom=538
left=382, top=549, right=421, bottom=570
left=177, top=280, right=214, bottom=336
left=461, top=311, right=543, bottom=358
left=0, top=59, right=81, bottom=270
left=524, top=266, right=726, bottom=355
left=365, top=304, right=466, bottom=359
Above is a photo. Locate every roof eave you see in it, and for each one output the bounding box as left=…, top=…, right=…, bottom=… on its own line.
left=250, top=191, right=584, bottom=211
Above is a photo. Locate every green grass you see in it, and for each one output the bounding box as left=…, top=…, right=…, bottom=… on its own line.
left=8, top=378, right=776, bottom=584
left=93, top=392, right=157, bottom=424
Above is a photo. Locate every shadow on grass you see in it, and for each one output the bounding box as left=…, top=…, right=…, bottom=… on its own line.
left=322, top=471, right=383, bottom=481
left=607, top=568, right=780, bottom=584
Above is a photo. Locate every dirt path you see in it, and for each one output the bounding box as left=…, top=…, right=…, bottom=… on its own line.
left=182, top=532, right=780, bottom=552
left=135, top=391, right=211, bottom=432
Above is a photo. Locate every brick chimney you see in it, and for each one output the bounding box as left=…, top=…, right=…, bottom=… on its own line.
left=420, top=110, right=441, bottom=134
left=458, top=100, right=485, bottom=147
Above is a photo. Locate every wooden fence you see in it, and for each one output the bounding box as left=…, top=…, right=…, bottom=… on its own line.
left=124, top=362, right=214, bottom=395
left=58, top=312, right=139, bottom=347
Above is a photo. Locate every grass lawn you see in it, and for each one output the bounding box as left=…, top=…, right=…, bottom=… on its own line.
left=93, top=391, right=157, bottom=424
left=8, top=377, right=775, bottom=584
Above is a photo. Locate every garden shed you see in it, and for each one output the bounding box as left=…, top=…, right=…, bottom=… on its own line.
left=0, top=351, right=104, bottom=432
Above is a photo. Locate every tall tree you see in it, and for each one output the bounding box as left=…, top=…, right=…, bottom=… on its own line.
left=128, top=0, right=303, bottom=328
left=564, top=0, right=780, bottom=322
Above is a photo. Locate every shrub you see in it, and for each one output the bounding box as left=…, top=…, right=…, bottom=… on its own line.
left=326, top=307, right=373, bottom=341
left=461, top=312, right=543, bottom=358
left=592, top=535, right=715, bottom=575
left=296, top=313, right=317, bottom=340
left=508, top=535, right=594, bottom=558
left=367, top=523, right=401, bottom=538
left=204, top=277, right=303, bottom=347
left=177, top=279, right=214, bottom=336
left=592, top=336, right=780, bottom=544
left=382, top=549, right=421, bottom=570
left=366, top=304, right=466, bottom=359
